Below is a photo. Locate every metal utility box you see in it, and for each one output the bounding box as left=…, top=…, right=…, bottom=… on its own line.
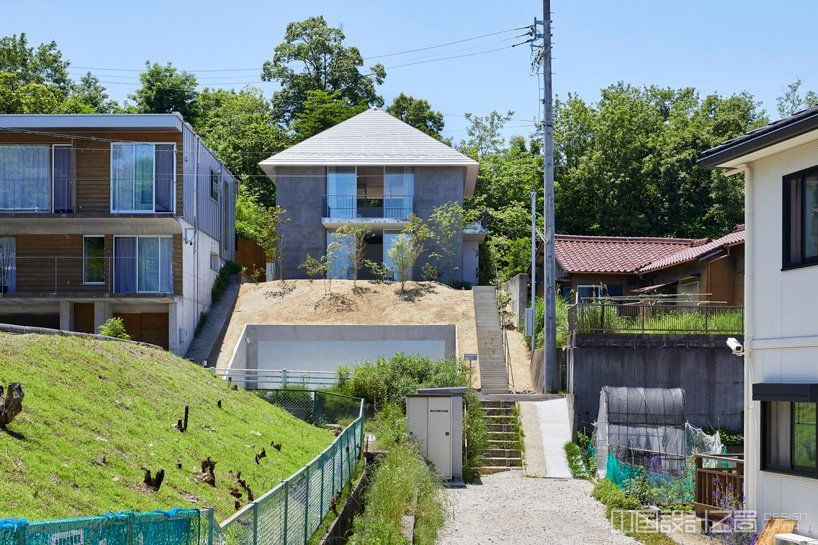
left=406, top=387, right=466, bottom=482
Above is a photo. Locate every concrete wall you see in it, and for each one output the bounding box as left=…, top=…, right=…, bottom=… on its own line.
left=230, top=324, right=458, bottom=375
left=275, top=166, right=327, bottom=279
left=505, top=273, right=529, bottom=328
left=743, top=136, right=818, bottom=531
left=413, top=167, right=465, bottom=285
left=566, top=333, right=743, bottom=431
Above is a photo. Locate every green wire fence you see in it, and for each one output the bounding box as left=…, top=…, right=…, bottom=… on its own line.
left=0, top=390, right=364, bottom=545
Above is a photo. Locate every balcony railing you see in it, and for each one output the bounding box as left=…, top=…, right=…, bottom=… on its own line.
left=569, top=302, right=744, bottom=335
left=323, top=194, right=413, bottom=220
left=0, top=256, right=174, bottom=297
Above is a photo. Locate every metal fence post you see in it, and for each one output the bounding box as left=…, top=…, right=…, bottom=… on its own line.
left=252, top=503, right=258, bottom=545
left=208, top=508, right=215, bottom=545
left=333, top=439, right=337, bottom=494
left=283, top=480, right=289, bottom=545
left=282, top=369, right=288, bottom=388
left=303, top=466, right=311, bottom=544
left=319, top=452, right=325, bottom=520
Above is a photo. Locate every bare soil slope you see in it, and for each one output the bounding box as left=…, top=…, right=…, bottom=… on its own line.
left=215, top=280, right=479, bottom=384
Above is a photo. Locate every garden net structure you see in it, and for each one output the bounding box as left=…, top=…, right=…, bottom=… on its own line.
left=595, top=386, right=722, bottom=481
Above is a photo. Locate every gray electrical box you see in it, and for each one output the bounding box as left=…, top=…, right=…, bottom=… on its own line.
left=406, top=387, right=466, bottom=483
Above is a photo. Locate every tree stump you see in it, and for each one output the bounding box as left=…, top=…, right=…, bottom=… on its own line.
left=0, top=383, right=24, bottom=428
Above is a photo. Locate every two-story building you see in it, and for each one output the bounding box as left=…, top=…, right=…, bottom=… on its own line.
left=701, top=106, right=818, bottom=537
left=0, top=114, right=237, bottom=355
left=259, top=108, right=484, bottom=285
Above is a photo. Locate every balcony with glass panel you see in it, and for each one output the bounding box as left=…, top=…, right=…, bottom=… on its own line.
left=321, top=166, right=414, bottom=229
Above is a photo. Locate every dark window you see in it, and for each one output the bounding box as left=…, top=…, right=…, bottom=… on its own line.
left=783, top=166, right=818, bottom=268
left=761, top=400, right=817, bottom=476
left=210, top=170, right=219, bottom=202
left=83, top=236, right=105, bottom=284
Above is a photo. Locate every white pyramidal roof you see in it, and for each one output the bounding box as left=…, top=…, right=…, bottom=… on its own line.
left=259, top=108, right=479, bottom=196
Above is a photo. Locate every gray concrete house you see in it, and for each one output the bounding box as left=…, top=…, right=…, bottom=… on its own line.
left=259, top=108, right=484, bottom=285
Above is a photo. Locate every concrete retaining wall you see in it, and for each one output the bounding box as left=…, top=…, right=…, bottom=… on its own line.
left=504, top=273, right=529, bottom=329
left=566, top=333, right=744, bottom=431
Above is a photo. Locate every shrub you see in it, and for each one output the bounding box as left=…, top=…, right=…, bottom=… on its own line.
left=97, top=317, right=130, bottom=340
left=525, top=294, right=569, bottom=348
left=565, top=442, right=591, bottom=479
left=592, top=479, right=641, bottom=511
left=211, top=261, right=241, bottom=303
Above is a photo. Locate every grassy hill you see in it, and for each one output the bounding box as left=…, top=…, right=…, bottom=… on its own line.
left=0, top=333, right=333, bottom=521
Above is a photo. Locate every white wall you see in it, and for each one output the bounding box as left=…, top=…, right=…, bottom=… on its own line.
left=176, top=218, right=222, bottom=355
left=745, top=137, right=818, bottom=535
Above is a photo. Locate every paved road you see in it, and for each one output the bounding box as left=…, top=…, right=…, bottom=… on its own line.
left=437, top=471, right=639, bottom=545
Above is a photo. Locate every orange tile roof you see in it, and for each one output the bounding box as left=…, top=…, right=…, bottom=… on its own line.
left=555, top=235, right=701, bottom=274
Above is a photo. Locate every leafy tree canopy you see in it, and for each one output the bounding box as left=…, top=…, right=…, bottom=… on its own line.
left=261, top=16, right=386, bottom=124
left=129, top=61, right=199, bottom=121
left=195, top=87, right=289, bottom=207
left=777, top=77, right=818, bottom=118
left=290, top=89, right=367, bottom=141
left=386, top=93, right=445, bottom=139
left=0, top=33, right=71, bottom=97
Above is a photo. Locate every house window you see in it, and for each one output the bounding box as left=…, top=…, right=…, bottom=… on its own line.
left=0, top=237, right=15, bottom=293
left=83, top=236, right=105, bottom=284
left=210, top=170, right=219, bottom=202
left=576, top=285, right=602, bottom=303
left=113, top=236, right=173, bottom=294
left=783, top=167, right=818, bottom=268
left=762, top=400, right=817, bottom=476
left=111, top=143, right=174, bottom=213
left=0, top=145, right=51, bottom=211
left=676, top=280, right=700, bottom=301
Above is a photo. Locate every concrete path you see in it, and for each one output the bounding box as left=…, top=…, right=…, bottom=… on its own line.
left=186, top=275, right=240, bottom=364
left=519, top=398, right=572, bottom=478
left=437, top=472, right=639, bottom=545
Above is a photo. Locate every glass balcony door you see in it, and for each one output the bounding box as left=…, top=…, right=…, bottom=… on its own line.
left=327, top=166, right=356, bottom=218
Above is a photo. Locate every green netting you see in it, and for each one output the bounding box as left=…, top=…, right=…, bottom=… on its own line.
left=1, top=509, right=207, bottom=545
left=605, top=452, right=695, bottom=501
left=218, top=391, right=364, bottom=545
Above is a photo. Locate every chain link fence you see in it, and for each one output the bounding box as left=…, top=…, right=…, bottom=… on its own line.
left=1, top=390, right=364, bottom=545
left=218, top=390, right=364, bottom=545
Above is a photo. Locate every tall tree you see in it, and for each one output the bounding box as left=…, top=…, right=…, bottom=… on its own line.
left=386, top=93, right=444, bottom=139
left=0, top=33, right=71, bottom=98
left=459, top=110, right=514, bottom=159
left=67, top=72, right=118, bottom=113
left=261, top=16, right=385, bottom=124
left=777, top=78, right=818, bottom=118
left=130, top=61, right=199, bottom=121
left=290, top=89, right=367, bottom=140
left=196, top=87, right=288, bottom=206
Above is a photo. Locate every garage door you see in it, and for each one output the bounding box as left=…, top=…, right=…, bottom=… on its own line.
left=0, top=314, right=60, bottom=329
left=113, top=312, right=169, bottom=349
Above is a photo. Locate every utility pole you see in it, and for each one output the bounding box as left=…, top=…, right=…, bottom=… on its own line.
left=541, top=0, right=557, bottom=392
left=530, top=190, right=537, bottom=352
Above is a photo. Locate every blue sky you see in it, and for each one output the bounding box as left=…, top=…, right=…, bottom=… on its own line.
left=3, top=0, right=818, bottom=140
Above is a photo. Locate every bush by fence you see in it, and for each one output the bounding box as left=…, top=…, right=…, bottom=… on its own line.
left=571, top=302, right=743, bottom=335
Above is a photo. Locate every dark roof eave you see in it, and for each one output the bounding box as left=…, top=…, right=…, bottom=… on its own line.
left=699, top=108, right=818, bottom=169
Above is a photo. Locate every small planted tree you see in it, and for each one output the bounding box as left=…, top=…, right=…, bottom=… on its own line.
left=388, top=234, right=415, bottom=292
left=333, top=224, right=372, bottom=286
left=258, top=205, right=290, bottom=281
left=429, top=201, right=465, bottom=286
left=299, top=241, right=342, bottom=295
left=98, top=317, right=130, bottom=340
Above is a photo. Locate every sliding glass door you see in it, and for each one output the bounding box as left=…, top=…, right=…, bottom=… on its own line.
left=111, top=143, right=174, bottom=213
left=326, top=166, right=356, bottom=218
left=114, top=236, right=173, bottom=294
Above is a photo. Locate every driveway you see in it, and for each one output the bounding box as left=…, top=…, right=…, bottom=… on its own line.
left=437, top=471, right=639, bottom=545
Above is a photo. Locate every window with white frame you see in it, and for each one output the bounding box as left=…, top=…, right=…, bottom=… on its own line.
left=113, top=236, right=173, bottom=294
left=0, top=145, right=51, bottom=211
left=82, top=236, right=105, bottom=284
left=110, top=143, right=174, bottom=213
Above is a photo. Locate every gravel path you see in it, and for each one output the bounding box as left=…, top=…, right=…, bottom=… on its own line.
left=437, top=472, right=640, bottom=545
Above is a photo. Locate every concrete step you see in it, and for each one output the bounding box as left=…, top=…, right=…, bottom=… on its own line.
left=486, top=423, right=517, bottom=433
left=485, top=448, right=522, bottom=459
left=481, top=456, right=523, bottom=467
left=478, top=466, right=522, bottom=475
left=487, top=440, right=521, bottom=450
left=480, top=400, right=516, bottom=409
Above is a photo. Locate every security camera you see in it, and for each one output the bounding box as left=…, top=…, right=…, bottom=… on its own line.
left=726, top=337, right=744, bottom=357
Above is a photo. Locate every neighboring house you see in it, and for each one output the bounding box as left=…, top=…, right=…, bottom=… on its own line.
left=531, top=227, right=745, bottom=304
left=259, top=108, right=485, bottom=285
left=700, top=106, right=818, bottom=536
left=0, top=114, right=237, bottom=354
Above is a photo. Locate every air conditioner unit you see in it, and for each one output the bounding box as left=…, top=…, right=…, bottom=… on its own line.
left=775, top=534, right=818, bottom=545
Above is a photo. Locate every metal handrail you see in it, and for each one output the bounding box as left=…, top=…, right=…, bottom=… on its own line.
left=572, top=302, right=744, bottom=335
left=322, top=194, right=413, bottom=220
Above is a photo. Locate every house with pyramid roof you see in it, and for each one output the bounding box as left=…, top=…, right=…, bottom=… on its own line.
left=259, top=108, right=485, bottom=284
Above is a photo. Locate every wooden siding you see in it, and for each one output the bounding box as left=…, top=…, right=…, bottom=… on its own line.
left=236, top=238, right=266, bottom=279
left=0, top=130, right=184, bottom=215
left=113, top=312, right=169, bottom=349
left=73, top=302, right=95, bottom=333
left=9, top=233, right=182, bottom=295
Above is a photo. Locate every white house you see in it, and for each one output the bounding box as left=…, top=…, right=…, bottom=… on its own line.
left=700, top=106, right=818, bottom=537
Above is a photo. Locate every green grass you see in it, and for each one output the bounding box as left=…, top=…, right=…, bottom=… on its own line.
left=564, top=442, right=591, bottom=479
left=576, top=306, right=743, bottom=335
left=0, top=333, right=333, bottom=521
left=592, top=480, right=677, bottom=545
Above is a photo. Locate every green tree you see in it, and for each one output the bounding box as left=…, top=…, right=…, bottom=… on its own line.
left=429, top=201, right=465, bottom=285
left=196, top=87, right=288, bottom=206
left=777, top=77, right=818, bottom=118
left=460, top=110, right=514, bottom=158
left=333, top=223, right=372, bottom=286
left=386, top=93, right=444, bottom=138
left=130, top=61, right=199, bottom=121
left=290, top=89, right=367, bottom=140
left=0, top=72, right=61, bottom=114
left=261, top=16, right=385, bottom=124
left=0, top=33, right=71, bottom=98
left=388, top=234, right=415, bottom=291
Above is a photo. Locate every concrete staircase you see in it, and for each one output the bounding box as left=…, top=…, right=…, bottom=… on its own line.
left=479, top=400, right=523, bottom=475
left=472, top=286, right=509, bottom=394
left=185, top=275, right=241, bottom=365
